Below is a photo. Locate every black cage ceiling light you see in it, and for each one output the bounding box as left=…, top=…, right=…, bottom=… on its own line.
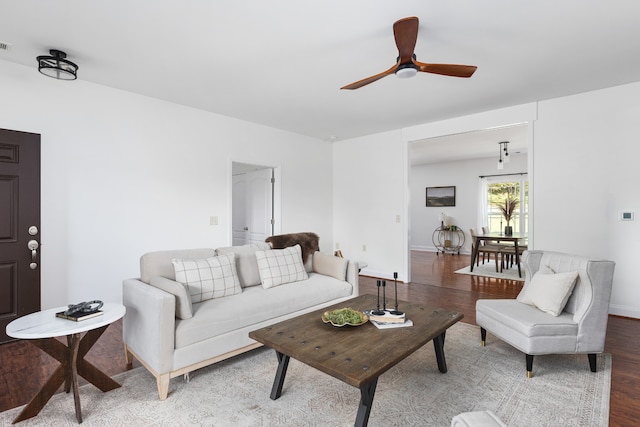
left=497, top=141, right=510, bottom=170
left=37, top=49, right=78, bottom=80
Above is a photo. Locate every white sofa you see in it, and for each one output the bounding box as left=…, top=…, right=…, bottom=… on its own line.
left=123, top=242, right=359, bottom=400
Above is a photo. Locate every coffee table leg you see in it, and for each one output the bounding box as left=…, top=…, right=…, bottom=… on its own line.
left=355, top=378, right=378, bottom=427
left=433, top=332, right=448, bottom=373
left=270, top=351, right=290, bottom=400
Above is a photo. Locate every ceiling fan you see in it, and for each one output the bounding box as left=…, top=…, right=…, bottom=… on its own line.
left=341, top=16, right=477, bottom=90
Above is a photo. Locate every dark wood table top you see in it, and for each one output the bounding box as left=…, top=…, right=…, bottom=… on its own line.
left=249, top=294, right=463, bottom=388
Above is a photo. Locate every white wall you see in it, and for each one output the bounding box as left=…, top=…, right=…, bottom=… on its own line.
left=334, top=104, right=536, bottom=283
left=0, top=60, right=334, bottom=309
left=335, top=85, right=640, bottom=318
left=3, top=58, right=637, bottom=318
left=410, top=155, right=528, bottom=253
left=533, top=82, right=640, bottom=318
left=333, top=130, right=407, bottom=281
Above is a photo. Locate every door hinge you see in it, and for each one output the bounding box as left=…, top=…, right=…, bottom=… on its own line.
left=270, top=218, right=275, bottom=225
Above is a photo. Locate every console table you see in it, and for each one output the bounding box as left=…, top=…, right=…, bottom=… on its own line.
left=5, top=303, right=125, bottom=424
left=432, top=226, right=465, bottom=255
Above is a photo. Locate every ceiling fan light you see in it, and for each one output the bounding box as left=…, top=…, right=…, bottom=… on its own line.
left=37, top=49, right=78, bottom=80
left=396, top=64, right=418, bottom=79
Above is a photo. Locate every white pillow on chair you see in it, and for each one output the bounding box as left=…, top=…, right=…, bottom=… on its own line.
left=519, top=265, right=578, bottom=316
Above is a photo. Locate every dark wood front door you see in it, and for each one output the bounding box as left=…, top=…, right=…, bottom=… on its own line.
left=0, top=129, right=41, bottom=343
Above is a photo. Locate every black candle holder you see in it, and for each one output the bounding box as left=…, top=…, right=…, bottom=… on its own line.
left=372, top=280, right=385, bottom=315
left=382, top=280, right=387, bottom=311
left=389, top=272, right=404, bottom=315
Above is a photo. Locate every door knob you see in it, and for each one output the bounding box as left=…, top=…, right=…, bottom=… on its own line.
left=28, top=239, right=39, bottom=260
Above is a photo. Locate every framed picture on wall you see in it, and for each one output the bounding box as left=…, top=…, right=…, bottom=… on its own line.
left=426, top=186, right=456, bottom=207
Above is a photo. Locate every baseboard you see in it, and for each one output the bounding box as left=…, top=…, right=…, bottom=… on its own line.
left=609, top=304, right=640, bottom=319
left=411, top=245, right=471, bottom=255
left=411, top=245, right=436, bottom=252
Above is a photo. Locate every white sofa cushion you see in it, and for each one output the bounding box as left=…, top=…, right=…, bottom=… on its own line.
left=172, top=254, right=242, bottom=303
left=312, top=251, right=348, bottom=281
left=140, top=248, right=216, bottom=283
left=174, top=273, right=353, bottom=348
left=216, top=242, right=271, bottom=287
left=519, top=265, right=578, bottom=316
left=255, top=244, right=308, bottom=289
left=149, top=276, right=193, bottom=319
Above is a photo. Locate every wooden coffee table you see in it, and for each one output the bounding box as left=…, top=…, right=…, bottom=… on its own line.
left=249, top=294, right=463, bottom=427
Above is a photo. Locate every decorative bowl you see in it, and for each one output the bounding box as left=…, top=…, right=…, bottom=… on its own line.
left=321, top=307, right=368, bottom=327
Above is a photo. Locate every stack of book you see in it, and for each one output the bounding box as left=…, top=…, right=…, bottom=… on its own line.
left=366, top=310, right=413, bottom=329
left=56, top=310, right=103, bottom=322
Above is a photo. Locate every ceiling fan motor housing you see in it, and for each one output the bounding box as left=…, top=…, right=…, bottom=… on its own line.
left=396, top=62, right=419, bottom=78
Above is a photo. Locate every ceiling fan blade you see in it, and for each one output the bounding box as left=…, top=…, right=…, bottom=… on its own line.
left=393, top=16, right=419, bottom=63
left=414, top=61, right=477, bottom=78
left=340, top=63, right=398, bottom=90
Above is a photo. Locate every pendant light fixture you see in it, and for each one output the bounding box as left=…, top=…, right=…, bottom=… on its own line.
left=37, top=49, right=78, bottom=80
left=502, top=141, right=510, bottom=163
left=497, top=141, right=510, bottom=170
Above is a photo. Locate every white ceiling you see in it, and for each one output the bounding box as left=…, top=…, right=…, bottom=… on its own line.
left=1, top=1, right=640, bottom=145
left=410, top=123, right=527, bottom=166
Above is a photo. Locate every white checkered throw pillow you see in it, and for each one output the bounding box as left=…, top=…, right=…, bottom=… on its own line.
left=172, top=253, right=242, bottom=303
left=255, top=244, right=308, bottom=289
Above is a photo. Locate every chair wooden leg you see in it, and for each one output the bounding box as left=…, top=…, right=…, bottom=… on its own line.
left=480, top=327, right=486, bottom=346
left=588, top=354, right=597, bottom=372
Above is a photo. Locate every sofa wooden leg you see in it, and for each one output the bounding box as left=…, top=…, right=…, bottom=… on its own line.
left=480, top=327, right=487, bottom=347
left=526, top=354, right=534, bottom=378
left=157, top=374, right=170, bottom=400
left=588, top=354, right=597, bottom=372
left=124, top=345, right=134, bottom=369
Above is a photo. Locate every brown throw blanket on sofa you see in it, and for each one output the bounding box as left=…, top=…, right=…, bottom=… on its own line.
left=265, top=232, right=319, bottom=264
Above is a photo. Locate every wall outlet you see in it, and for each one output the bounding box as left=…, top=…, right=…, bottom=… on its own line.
left=395, top=214, right=401, bottom=223
left=209, top=216, right=218, bottom=225
left=362, top=244, right=367, bottom=252
left=335, top=242, right=340, bottom=249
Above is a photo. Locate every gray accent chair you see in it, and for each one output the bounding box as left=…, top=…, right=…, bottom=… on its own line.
left=476, top=250, right=615, bottom=377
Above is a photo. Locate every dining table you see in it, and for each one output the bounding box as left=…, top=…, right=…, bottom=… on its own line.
left=470, top=232, right=527, bottom=278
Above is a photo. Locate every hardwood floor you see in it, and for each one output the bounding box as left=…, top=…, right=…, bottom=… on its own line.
left=1, top=251, right=637, bottom=426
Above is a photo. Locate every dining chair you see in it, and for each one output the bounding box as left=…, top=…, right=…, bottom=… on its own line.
left=470, top=228, right=502, bottom=272
left=481, top=227, right=508, bottom=253
left=482, top=226, right=527, bottom=272
left=501, top=244, right=527, bottom=271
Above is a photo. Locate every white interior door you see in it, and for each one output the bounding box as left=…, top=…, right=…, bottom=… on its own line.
left=232, top=166, right=273, bottom=246
left=232, top=174, right=248, bottom=245
left=247, top=168, right=273, bottom=244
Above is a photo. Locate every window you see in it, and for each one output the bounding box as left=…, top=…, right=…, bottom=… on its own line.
left=480, top=175, right=528, bottom=234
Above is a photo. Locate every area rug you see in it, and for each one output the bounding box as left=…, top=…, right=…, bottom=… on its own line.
left=455, top=263, right=525, bottom=282
left=0, top=323, right=609, bottom=426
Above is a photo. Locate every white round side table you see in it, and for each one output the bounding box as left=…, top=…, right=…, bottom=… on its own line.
left=6, top=302, right=125, bottom=424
